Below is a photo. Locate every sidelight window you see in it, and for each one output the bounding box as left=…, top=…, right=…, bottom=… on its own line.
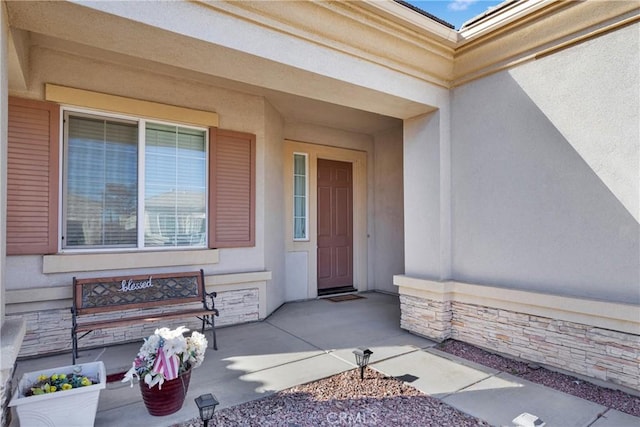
left=293, top=153, right=308, bottom=240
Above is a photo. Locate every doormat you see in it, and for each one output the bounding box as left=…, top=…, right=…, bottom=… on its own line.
left=325, top=294, right=365, bottom=303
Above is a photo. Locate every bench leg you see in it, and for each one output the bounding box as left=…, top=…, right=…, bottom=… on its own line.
left=211, top=318, right=217, bottom=351
left=201, top=315, right=217, bottom=351
left=72, top=328, right=78, bottom=364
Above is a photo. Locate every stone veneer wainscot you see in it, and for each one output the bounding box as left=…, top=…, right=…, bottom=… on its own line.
left=7, top=288, right=259, bottom=358
left=396, top=276, right=640, bottom=392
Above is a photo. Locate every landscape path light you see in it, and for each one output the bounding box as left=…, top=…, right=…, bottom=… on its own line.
left=195, top=393, right=219, bottom=427
left=352, top=347, right=373, bottom=380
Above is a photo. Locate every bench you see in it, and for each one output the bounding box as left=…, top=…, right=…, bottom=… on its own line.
left=71, top=269, right=218, bottom=363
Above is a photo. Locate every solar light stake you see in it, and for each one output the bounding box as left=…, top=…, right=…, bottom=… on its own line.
left=195, top=393, right=219, bottom=427
left=352, top=347, right=373, bottom=380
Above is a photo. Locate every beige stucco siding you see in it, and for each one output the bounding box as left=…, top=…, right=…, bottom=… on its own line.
left=372, top=125, right=405, bottom=293
left=6, top=44, right=270, bottom=292
left=450, top=23, right=640, bottom=304
left=6, top=41, right=408, bottom=311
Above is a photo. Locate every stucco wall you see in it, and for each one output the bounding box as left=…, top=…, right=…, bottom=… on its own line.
left=403, top=111, right=443, bottom=279
left=264, top=100, right=285, bottom=313
left=6, top=45, right=271, bottom=292
left=372, top=125, right=404, bottom=293
left=0, top=2, right=8, bottom=324
left=451, top=24, right=640, bottom=303
left=1, top=6, right=14, bottom=425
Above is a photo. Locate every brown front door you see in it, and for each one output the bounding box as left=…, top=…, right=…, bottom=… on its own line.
left=317, top=159, right=353, bottom=291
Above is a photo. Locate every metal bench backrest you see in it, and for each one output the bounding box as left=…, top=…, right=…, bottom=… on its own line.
left=73, top=271, right=205, bottom=315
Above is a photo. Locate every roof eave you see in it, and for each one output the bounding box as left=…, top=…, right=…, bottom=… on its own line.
left=458, top=0, right=557, bottom=44
left=360, top=0, right=460, bottom=47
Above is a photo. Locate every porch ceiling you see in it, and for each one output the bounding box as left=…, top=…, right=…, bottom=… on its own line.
left=5, top=0, right=431, bottom=134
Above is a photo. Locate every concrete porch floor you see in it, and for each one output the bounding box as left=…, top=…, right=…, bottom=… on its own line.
left=10, top=292, right=639, bottom=426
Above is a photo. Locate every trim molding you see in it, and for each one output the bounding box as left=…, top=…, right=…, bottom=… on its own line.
left=452, top=1, right=640, bottom=87
left=6, top=270, right=270, bottom=317
left=43, top=249, right=220, bottom=273
left=394, top=275, right=640, bottom=335
left=284, top=140, right=368, bottom=298
left=199, top=0, right=456, bottom=87
left=205, top=270, right=272, bottom=286
left=45, top=84, right=219, bottom=127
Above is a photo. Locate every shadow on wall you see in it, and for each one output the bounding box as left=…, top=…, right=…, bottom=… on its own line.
left=450, top=36, right=639, bottom=304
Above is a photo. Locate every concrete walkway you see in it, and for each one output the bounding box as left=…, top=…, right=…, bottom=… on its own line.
left=10, top=292, right=639, bottom=426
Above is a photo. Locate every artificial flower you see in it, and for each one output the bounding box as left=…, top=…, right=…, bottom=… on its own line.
left=122, top=326, right=207, bottom=390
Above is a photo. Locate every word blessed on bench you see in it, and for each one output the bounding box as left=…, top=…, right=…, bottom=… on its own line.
left=119, top=277, right=154, bottom=292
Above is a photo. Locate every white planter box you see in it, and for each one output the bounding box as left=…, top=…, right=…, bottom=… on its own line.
left=9, top=361, right=106, bottom=427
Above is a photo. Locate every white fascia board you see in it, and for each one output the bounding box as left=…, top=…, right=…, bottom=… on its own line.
left=360, top=0, right=459, bottom=45
left=459, top=0, right=557, bottom=44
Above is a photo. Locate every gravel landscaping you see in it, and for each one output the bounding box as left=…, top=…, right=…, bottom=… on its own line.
left=175, top=368, right=488, bottom=427
left=175, top=339, right=639, bottom=426
left=437, top=339, right=640, bottom=417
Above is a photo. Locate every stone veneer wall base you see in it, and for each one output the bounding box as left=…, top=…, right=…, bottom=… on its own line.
left=448, top=301, right=639, bottom=391
left=7, top=288, right=260, bottom=358
left=396, top=277, right=640, bottom=392
left=400, top=294, right=451, bottom=342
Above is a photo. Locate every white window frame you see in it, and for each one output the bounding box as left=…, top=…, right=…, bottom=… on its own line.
left=60, top=107, right=209, bottom=253
left=293, top=152, right=309, bottom=241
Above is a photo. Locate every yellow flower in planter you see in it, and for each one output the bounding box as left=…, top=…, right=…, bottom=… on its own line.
left=10, top=362, right=106, bottom=427
left=24, top=371, right=96, bottom=396
left=43, top=384, right=57, bottom=393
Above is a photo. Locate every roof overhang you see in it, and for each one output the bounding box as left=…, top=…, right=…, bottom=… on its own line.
left=4, top=0, right=639, bottom=129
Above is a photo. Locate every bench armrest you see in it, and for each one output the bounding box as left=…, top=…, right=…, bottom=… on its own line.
left=203, top=291, right=218, bottom=314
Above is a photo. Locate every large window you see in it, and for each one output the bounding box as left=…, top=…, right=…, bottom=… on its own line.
left=63, top=111, right=207, bottom=250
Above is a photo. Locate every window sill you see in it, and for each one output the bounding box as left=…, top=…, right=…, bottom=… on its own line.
left=43, top=249, right=219, bottom=274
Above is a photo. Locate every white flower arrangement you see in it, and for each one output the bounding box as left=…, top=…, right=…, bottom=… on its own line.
left=122, top=326, right=207, bottom=389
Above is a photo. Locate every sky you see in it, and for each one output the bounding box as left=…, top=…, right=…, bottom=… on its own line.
left=404, top=0, right=505, bottom=29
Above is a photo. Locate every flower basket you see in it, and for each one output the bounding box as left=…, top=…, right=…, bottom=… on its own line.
left=9, top=361, right=106, bottom=427
left=139, top=368, right=192, bottom=416
left=122, top=326, right=207, bottom=416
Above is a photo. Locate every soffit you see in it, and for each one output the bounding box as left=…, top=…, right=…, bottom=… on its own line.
left=5, top=0, right=438, bottom=123
left=26, top=33, right=402, bottom=135
left=199, top=0, right=457, bottom=86
left=6, top=0, right=636, bottom=115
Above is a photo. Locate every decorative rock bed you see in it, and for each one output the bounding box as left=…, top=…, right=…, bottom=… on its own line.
left=176, top=340, right=640, bottom=426
left=176, top=368, right=487, bottom=426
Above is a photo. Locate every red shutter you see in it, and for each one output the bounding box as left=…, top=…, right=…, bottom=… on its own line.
left=209, top=128, right=256, bottom=248
left=7, top=97, right=60, bottom=255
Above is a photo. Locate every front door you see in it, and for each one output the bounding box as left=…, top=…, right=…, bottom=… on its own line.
left=317, top=159, right=353, bottom=291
